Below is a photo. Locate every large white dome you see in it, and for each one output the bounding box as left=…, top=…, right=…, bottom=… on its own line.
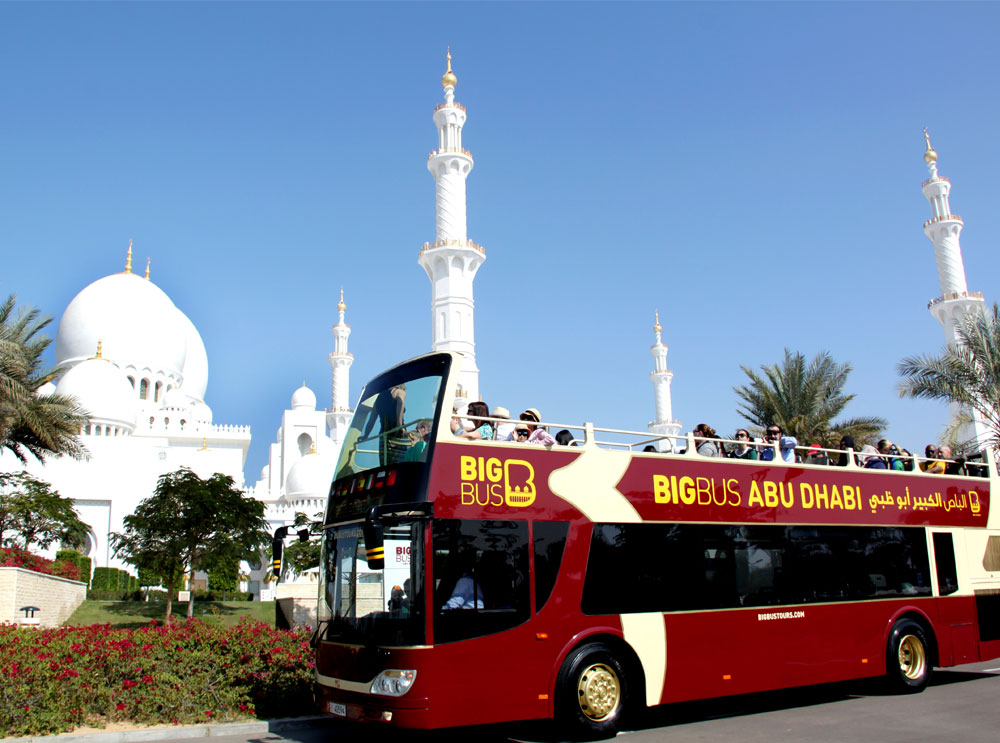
left=56, top=356, right=137, bottom=430
left=285, top=449, right=336, bottom=500
left=176, top=310, right=208, bottom=401
left=55, top=272, right=187, bottom=380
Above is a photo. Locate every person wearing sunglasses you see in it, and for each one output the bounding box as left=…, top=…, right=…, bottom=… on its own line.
left=515, top=408, right=556, bottom=446
left=760, top=424, right=797, bottom=463
left=727, top=429, right=758, bottom=460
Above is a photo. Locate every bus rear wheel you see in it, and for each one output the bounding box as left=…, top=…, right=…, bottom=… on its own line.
left=885, top=619, right=932, bottom=693
left=557, top=643, right=629, bottom=740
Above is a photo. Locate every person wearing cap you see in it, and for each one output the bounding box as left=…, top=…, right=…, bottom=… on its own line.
left=804, top=444, right=828, bottom=466
left=493, top=406, right=516, bottom=441
left=519, top=408, right=556, bottom=446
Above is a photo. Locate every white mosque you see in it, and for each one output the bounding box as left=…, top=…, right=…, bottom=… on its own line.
left=1, top=54, right=985, bottom=592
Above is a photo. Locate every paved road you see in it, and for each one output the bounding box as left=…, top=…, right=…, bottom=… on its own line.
left=197, top=660, right=1000, bottom=743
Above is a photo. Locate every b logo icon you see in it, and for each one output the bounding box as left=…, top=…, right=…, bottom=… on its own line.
left=504, top=460, right=536, bottom=507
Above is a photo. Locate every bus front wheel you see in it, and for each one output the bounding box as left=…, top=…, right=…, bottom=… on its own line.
left=556, top=643, right=629, bottom=740
left=885, top=619, right=932, bottom=693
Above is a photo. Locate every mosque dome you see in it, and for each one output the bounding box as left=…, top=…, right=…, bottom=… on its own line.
left=55, top=272, right=188, bottom=380
left=189, top=400, right=213, bottom=424
left=56, top=354, right=137, bottom=431
left=285, top=449, right=336, bottom=500
left=176, top=310, right=209, bottom=402
left=291, top=384, right=317, bottom=410
left=36, top=381, right=57, bottom=398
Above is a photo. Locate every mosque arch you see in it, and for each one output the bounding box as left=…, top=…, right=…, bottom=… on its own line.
left=297, top=432, right=313, bottom=456
left=139, top=378, right=149, bottom=400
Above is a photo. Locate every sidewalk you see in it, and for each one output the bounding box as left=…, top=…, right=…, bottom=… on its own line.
left=1, top=717, right=340, bottom=743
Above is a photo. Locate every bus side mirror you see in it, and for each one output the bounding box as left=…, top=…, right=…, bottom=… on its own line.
left=272, top=526, right=290, bottom=577
left=363, top=507, right=385, bottom=570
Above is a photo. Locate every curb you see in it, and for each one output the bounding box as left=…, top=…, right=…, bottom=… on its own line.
left=1, top=716, right=339, bottom=743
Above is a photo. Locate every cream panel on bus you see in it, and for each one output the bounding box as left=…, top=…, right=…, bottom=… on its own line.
left=548, top=445, right=667, bottom=707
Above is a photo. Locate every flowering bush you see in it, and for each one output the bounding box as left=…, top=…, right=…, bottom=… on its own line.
left=0, top=546, right=80, bottom=581
left=0, top=619, right=316, bottom=737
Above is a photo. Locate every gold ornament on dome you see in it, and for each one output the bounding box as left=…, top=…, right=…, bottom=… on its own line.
left=125, top=239, right=133, bottom=274
left=442, top=48, right=457, bottom=88
left=923, top=127, right=938, bottom=164
left=338, top=287, right=346, bottom=312
left=653, top=310, right=662, bottom=334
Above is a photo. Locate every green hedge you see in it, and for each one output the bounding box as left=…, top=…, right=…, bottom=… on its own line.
left=190, top=590, right=252, bottom=602
left=56, top=550, right=92, bottom=586
left=89, top=567, right=138, bottom=598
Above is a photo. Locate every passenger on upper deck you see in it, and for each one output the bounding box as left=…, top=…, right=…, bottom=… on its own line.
left=877, top=440, right=906, bottom=471
left=694, top=424, right=722, bottom=457
left=450, top=401, right=495, bottom=441
left=519, top=408, right=556, bottom=446
left=861, top=445, right=888, bottom=469
left=921, top=444, right=946, bottom=474
left=727, top=429, right=758, bottom=460
left=804, top=444, right=829, bottom=466
left=939, top=445, right=965, bottom=475
left=835, top=435, right=857, bottom=467
left=493, top=406, right=515, bottom=441
left=760, top=424, right=797, bottom=463
left=555, top=429, right=574, bottom=446
left=403, top=419, right=432, bottom=462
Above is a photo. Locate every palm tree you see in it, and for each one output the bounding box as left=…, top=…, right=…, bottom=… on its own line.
left=734, top=349, right=887, bottom=447
left=0, top=294, right=89, bottom=463
left=898, top=303, right=1000, bottom=452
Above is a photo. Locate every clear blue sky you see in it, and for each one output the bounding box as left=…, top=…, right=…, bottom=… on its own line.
left=3, top=2, right=999, bottom=479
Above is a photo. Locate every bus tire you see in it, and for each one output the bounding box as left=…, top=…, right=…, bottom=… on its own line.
left=885, top=619, right=932, bottom=693
left=556, top=642, right=629, bottom=740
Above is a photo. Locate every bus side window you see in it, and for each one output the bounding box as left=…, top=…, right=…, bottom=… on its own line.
left=933, top=532, right=959, bottom=596
left=533, top=521, right=569, bottom=613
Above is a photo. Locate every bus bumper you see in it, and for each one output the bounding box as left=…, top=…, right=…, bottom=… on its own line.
left=314, top=682, right=432, bottom=728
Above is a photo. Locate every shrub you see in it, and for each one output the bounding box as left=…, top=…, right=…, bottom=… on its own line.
left=0, top=619, right=316, bottom=737
left=191, top=590, right=252, bottom=602
left=91, top=567, right=135, bottom=592
left=0, top=547, right=80, bottom=582
left=57, top=550, right=92, bottom=586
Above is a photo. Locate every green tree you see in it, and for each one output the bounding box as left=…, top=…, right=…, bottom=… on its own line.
left=110, top=467, right=269, bottom=621
left=0, top=294, right=89, bottom=463
left=734, top=349, right=887, bottom=448
left=207, top=555, right=239, bottom=593
left=0, top=471, right=88, bottom=551
left=282, top=510, right=321, bottom=576
left=898, top=303, right=1000, bottom=452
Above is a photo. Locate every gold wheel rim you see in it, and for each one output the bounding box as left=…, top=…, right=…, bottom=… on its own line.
left=577, top=662, right=621, bottom=721
left=898, top=634, right=927, bottom=680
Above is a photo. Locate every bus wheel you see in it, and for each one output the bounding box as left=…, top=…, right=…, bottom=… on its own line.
left=557, top=643, right=629, bottom=740
left=886, top=619, right=932, bottom=693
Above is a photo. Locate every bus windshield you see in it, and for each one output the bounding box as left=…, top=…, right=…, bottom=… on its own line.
left=320, top=521, right=425, bottom=646
left=334, top=357, right=449, bottom=480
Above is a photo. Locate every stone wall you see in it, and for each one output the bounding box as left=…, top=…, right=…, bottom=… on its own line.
left=0, top=567, right=87, bottom=628
left=275, top=581, right=318, bottom=630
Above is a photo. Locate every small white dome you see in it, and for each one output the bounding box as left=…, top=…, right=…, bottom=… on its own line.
left=55, top=272, right=187, bottom=380
left=285, top=449, right=336, bottom=500
left=56, top=356, right=137, bottom=430
left=189, top=400, right=213, bottom=424
left=36, top=381, right=57, bottom=398
left=291, top=383, right=317, bottom=410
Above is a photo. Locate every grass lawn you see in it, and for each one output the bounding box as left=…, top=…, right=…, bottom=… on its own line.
left=65, top=599, right=276, bottom=628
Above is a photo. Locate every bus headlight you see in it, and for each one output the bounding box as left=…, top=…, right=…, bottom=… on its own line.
left=370, top=669, right=417, bottom=697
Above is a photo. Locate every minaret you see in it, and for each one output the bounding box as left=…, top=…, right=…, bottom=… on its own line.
left=921, top=130, right=988, bottom=446
left=648, top=311, right=682, bottom=450
left=417, top=50, right=485, bottom=403
left=327, top=288, right=354, bottom=447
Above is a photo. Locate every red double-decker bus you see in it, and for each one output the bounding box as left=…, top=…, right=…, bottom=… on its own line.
left=313, top=352, right=1000, bottom=738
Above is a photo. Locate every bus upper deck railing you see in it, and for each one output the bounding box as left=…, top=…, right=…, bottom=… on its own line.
left=443, top=415, right=994, bottom=478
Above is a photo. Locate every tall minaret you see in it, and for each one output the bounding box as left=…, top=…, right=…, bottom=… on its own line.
left=921, top=130, right=988, bottom=447
left=417, top=50, right=485, bottom=403
left=327, top=288, right=354, bottom=447
left=648, top=311, right=682, bottom=450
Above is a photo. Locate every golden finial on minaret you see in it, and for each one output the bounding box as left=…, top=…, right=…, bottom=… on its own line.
left=442, top=47, right=457, bottom=88
left=200, top=437, right=208, bottom=451
left=337, top=287, right=346, bottom=313
left=923, top=127, right=938, bottom=164
left=91, top=339, right=105, bottom=360
left=125, top=239, right=133, bottom=274
left=653, top=310, right=662, bottom=335
left=144, top=257, right=150, bottom=280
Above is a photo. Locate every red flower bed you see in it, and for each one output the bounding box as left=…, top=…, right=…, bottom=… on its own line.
left=0, top=619, right=316, bottom=737
left=0, top=547, right=80, bottom=581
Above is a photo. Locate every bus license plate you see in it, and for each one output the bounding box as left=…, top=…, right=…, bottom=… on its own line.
left=328, top=702, right=346, bottom=717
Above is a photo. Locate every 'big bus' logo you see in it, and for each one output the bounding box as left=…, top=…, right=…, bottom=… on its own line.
left=459, top=455, right=536, bottom=508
